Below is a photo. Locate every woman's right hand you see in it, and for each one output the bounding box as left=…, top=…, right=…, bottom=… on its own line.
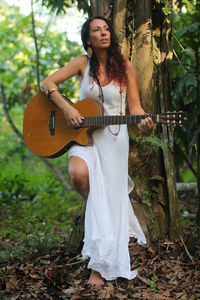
left=63, top=105, right=84, bottom=128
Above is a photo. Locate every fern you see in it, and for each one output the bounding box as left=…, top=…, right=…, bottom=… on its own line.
left=140, top=135, right=167, bottom=151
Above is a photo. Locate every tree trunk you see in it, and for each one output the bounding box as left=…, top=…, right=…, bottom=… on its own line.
left=153, top=0, right=181, bottom=239
left=90, top=0, right=112, bottom=19
left=65, top=199, right=86, bottom=255
left=128, top=0, right=165, bottom=241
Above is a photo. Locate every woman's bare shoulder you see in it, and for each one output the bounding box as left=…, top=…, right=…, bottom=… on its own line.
left=72, top=55, right=88, bottom=64
left=70, top=55, right=88, bottom=75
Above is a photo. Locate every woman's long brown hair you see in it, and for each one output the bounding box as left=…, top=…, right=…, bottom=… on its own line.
left=81, top=16, right=128, bottom=87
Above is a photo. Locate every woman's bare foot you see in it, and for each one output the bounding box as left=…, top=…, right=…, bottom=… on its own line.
left=87, top=270, right=105, bottom=288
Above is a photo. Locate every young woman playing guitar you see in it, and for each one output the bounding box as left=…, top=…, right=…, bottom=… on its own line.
left=41, top=16, right=154, bottom=288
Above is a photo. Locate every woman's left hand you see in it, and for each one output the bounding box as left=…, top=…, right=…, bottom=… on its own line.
left=138, top=116, right=154, bottom=133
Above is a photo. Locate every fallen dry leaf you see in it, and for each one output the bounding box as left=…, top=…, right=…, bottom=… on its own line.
left=0, top=238, right=199, bottom=299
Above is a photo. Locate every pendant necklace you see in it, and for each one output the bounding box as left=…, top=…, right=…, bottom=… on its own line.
left=96, top=77, right=123, bottom=136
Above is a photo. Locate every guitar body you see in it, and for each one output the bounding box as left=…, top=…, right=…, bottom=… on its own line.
left=23, top=92, right=103, bottom=158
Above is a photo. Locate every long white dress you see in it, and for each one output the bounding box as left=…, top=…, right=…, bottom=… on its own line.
left=68, top=61, right=146, bottom=281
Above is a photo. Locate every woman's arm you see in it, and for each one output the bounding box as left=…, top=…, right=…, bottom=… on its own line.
left=126, top=60, right=153, bottom=132
left=41, top=55, right=88, bottom=127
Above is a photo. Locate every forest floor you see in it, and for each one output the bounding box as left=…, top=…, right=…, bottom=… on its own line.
left=0, top=190, right=199, bottom=300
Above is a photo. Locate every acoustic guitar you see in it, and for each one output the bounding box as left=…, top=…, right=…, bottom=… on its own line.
left=23, top=92, right=187, bottom=158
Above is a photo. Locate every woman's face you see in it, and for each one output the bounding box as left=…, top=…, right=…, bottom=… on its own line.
left=88, top=19, right=111, bottom=50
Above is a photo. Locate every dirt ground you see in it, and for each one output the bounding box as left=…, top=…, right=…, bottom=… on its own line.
left=0, top=190, right=199, bottom=300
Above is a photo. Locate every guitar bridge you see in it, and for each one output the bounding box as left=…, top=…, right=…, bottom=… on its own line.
left=49, top=110, right=55, bottom=136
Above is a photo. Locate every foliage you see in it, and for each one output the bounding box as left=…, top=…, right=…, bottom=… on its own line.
left=40, top=0, right=89, bottom=15
left=161, top=0, right=173, bottom=16
left=171, top=1, right=199, bottom=180
left=178, top=0, right=196, bottom=14
left=0, top=0, right=85, bottom=261
left=0, top=104, right=82, bottom=261
left=129, top=131, right=167, bottom=153
left=0, top=1, right=83, bottom=109
left=139, top=134, right=167, bottom=151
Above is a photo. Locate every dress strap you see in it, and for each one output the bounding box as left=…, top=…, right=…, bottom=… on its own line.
left=80, top=58, right=90, bottom=84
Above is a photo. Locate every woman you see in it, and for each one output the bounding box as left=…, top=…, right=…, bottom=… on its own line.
left=41, top=16, right=153, bottom=288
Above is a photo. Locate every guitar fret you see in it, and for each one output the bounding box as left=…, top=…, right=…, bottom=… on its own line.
left=84, top=115, right=145, bottom=126
left=82, top=113, right=184, bottom=127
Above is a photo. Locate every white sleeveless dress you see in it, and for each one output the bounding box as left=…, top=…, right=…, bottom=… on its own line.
left=68, top=61, right=146, bottom=281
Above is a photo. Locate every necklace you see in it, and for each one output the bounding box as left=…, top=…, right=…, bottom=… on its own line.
left=97, top=80, right=123, bottom=136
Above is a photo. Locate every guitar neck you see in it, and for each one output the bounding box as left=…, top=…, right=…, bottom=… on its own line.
left=82, top=114, right=157, bottom=127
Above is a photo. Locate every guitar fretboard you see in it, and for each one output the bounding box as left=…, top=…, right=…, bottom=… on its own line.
left=81, top=115, right=157, bottom=127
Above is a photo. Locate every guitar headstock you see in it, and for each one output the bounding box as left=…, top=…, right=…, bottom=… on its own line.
left=158, top=111, right=187, bottom=127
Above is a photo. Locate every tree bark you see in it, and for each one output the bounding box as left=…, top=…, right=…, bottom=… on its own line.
left=113, top=0, right=127, bottom=56
left=65, top=199, right=86, bottom=255
left=90, top=0, right=112, bottom=19
left=154, top=0, right=181, bottom=238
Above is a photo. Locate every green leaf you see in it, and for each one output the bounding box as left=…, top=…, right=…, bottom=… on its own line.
left=182, top=47, right=195, bottom=58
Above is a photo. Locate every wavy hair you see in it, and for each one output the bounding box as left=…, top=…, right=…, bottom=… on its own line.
left=81, top=16, right=127, bottom=87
